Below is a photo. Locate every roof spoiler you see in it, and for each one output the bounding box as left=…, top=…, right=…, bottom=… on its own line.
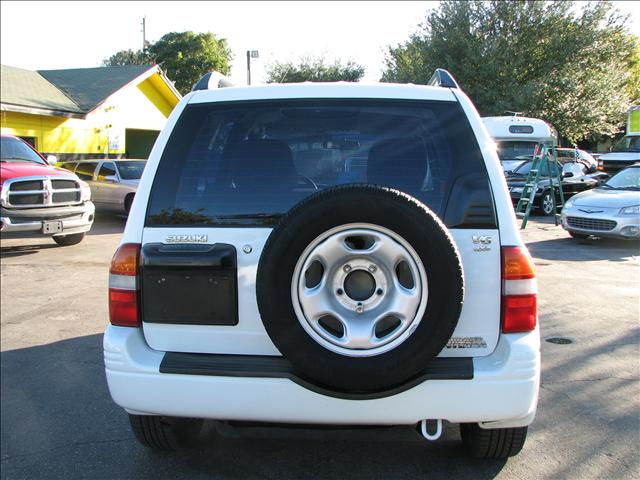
left=427, top=69, right=459, bottom=89
left=192, top=72, right=235, bottom=91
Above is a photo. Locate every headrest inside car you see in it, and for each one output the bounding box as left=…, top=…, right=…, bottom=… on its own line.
left=367, top=139, right=428, bottom=191
left=225, top=140, right=298, bottom=189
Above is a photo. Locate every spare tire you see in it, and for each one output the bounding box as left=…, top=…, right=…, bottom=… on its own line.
left=256, top=185, right=463, bottom=394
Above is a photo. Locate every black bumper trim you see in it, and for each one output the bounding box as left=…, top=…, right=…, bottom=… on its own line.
left=160, top=352, right=473, bottom=400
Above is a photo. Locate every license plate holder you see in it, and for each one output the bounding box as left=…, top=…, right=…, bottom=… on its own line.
left=43, top=220, right=63, bottom=234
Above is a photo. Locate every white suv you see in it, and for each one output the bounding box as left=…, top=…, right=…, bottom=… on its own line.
left=104, top=69, right=540, bottom=458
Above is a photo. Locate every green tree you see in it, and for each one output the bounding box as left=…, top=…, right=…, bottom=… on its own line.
left=102, top=31, right=232, bottom=94
left=626, top=36, right=640, bottom=104
left=149, top=32, right=232, bottom=94
left=102, top=49, right=152, bottom=67
left=381, top=1, right=634, bottom=143
left=266, top=56, right=365, bottom=83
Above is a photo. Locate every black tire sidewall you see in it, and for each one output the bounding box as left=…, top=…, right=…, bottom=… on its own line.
left=256, top=185, right=464, bottom=393
left=53, top=232, right=85, bottom=246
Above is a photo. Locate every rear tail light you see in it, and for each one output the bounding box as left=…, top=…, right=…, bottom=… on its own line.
left=109, top=243, right=141, bottom=327
left=501, top=246, right=537, bottom=333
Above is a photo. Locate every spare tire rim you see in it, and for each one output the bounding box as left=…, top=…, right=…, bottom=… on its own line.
left=291, top=223, right=428, bottom=357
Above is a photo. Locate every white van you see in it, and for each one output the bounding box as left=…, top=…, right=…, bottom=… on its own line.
left=599, top=106, right=640, bottom=172
left=482, top=116, right=557, bottom=173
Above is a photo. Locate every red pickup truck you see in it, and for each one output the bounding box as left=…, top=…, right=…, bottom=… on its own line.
left=0, top=135, right=95, bottom=246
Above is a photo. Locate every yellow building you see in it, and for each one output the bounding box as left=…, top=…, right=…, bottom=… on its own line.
left=0, top=64, right=181, bottom=159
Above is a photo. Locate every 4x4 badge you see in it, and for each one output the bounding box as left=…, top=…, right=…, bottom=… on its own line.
left=165, top=234, right=208, bottom=244
left=472, top=235, right=492, bottom=252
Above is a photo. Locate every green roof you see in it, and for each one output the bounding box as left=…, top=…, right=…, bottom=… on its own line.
left=38, top=65, right=153, bottom=112
left=1, top=64, right=155, bottom=115
left=1, top=64, right=82, bottom=114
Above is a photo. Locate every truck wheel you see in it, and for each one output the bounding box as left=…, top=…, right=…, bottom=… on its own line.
left=460, top=423, right=528, bottom=458
left=52, top=233, right=85, bottom=246
left=128, top=414, right=203, bottom=450
left=257, top=185, right=464, bottom=394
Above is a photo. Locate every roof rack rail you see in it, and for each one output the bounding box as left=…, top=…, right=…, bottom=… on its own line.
left=192, top=72, right=235, bottom=91
left=427, top=69, right=459, bottom=89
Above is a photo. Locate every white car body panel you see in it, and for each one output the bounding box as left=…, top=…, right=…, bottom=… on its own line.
left=599, top=151, right=640, bottom=163
left=141, top=227, right=501, bottom=357
left=481, top=116, right=557, bottom=144
left=105, top=324, right=539, bottom=427
left=108, top=82, right=539, bottom=429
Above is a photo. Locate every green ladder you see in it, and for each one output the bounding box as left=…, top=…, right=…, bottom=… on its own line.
left=515, top=142, right=565, bottom=229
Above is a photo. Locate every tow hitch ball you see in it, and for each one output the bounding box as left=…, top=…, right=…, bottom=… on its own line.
left=418, top=419, right=443, bottom=441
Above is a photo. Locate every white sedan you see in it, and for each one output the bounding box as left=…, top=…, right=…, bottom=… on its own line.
left=561, top=164, right=640, bottom=239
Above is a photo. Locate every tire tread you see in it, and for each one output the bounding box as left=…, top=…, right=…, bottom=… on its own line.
left=129, top=414, right=200, bottom=450
left=460, top=423, right=528, bottom=459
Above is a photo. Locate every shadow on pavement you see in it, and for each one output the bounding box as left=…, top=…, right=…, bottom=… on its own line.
left=0, top=334, right=512, bottom=480
left=526, top=236, right=639, bottom=262
left=0, top=242, right=60, bottom=258
left=86, top=213, right=126, bottom=236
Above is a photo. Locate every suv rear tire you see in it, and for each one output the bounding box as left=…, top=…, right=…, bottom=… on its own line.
left=460, top=423, right=528, bottom=458
left=52, top=233, right=85, bottom=246
left=128, top=414, right=203, bottom=450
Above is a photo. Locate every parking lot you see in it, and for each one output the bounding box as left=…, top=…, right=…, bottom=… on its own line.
left=1, top=214, right=638, bottom=479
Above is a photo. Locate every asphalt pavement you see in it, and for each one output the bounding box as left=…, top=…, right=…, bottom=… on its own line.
left=1, top=213, right=638, bottom=479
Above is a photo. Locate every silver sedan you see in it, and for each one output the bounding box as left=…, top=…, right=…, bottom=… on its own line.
left=60, top=159, right=146, bottom=215
left=561, top=164, right=640, bottom=239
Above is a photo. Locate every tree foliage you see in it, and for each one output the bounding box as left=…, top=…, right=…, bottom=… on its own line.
left=102, top=31, right=232, bottom=94
left=102, top=49, right=152, bottom=67
left=381, top=1, right=635, bottom=143
left=626, top=35, right=640, bottom=104
left=265, top=56, right=365, bottom=83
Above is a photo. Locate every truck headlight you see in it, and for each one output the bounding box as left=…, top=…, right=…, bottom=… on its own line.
left=80, top=182, right=92, bottom=201
left=619, top=205, right=640, bottom=215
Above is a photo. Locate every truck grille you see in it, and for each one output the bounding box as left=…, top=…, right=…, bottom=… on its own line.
left=1, top=176, right=82, bottom=209
left=602, top=160, right=636, bottom=172
left=567, top=216, right=617, bottom=231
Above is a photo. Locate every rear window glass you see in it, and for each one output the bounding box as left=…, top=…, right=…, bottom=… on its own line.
left=116, top=161, right=146, bottom=180
left=98, top=162, right=117, bottom=180
left=75, top=162, right=98, bottom=180
left=147, top=100, right=490, bottom=227
left=60, top=162, right=77, bottom=172
left=496, top=141, right=538, bottom=161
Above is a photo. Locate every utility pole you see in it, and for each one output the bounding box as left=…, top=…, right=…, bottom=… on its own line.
left=141, top=17, right=146, bottom=51
left=246, top=50, right=251, bottom=85
left=246, top=50, right=259, bottom=85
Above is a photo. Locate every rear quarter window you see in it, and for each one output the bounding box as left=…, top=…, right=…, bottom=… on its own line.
left=147, top=100, right=496, bottom=228
left=75, top=162, right=98, bottom=181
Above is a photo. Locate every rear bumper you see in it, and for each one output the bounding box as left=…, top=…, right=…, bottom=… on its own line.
left=104, top=325, right=540, bottom=428
left=0, top=202, right=94, bottom=238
